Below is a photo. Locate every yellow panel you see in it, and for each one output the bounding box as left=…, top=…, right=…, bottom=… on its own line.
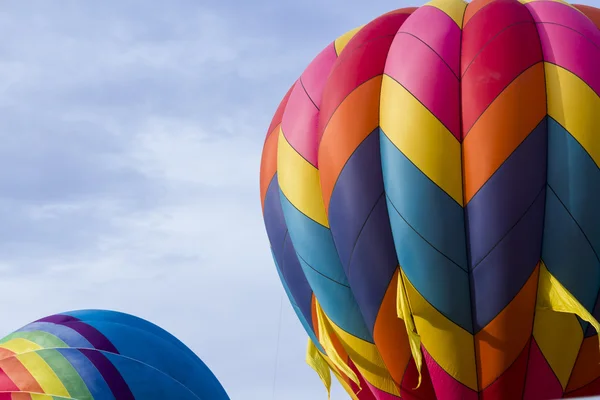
left=404, top=274, right=478, bottom=390
left=17, top=351, right=70, bottom=397
left=329, top=318, right=401, bottom=396
left=425, top=0, right=468, bottom=27
left=545, top=63, right=600, bottom=167
left=334, top=25, right=364, bottom=56
left=277, top=128, right=329, bottom=227
left=533, top=310, right=582, bottom=389
left=380, top=75, right=463, bottom=205
left=0, top=338, right=42, bottom=355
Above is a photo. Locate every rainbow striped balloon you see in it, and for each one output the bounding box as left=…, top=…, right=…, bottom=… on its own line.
left=260, top=0, right=600, bottom=399
left=0, top=310, right=229, bottom=400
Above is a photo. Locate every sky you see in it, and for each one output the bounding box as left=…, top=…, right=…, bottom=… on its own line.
left=1, top=0, right=599, bottom=399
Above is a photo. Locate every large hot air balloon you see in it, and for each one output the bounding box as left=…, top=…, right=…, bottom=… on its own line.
left=0, top=310, right=230, bottom=399
left=260, top=0, right=600, bottom=398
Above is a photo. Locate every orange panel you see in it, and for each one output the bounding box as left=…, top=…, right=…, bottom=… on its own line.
left=462, top=63, right=546, bottom=204
left=566, top=335, right=600, bottom=392
left=319, top=76, right=382, bottom=211
left=475, top=265, right=539, bottom=389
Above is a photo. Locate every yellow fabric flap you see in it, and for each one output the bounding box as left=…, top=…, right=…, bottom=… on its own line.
left=315, top=300, right=361, bottom=387
left=322, top=352, right=362, bottom=400
left=397, top=270, right=424, bottom=388
left=537, top=261, right=600, bottom=353
left=306, top=339, right=332, bottom=399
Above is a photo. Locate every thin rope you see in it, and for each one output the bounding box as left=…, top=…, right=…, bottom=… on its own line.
left=271, top=294, right=284, bottom=400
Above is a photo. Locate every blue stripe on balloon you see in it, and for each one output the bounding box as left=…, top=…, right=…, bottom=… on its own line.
left=81, top=321, right=228, bottom=399
left=386, top=194, right=473, bottom=332
left=542, top=189, right=600, bottom=314
left=104, top=353, right=203, bottom=400
left=279, top=193, right=349, bottom=285
left=380, top=130, right=468, bottom=271
left=273, top=249, right=326, bottom=354
left=547, top=117, right=600, bottom=261
left=57, top=348, right=116, bottom=400
left=300, top=256, right=373, bottom=342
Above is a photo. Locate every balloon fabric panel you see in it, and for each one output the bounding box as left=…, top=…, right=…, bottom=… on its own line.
left=0, top=310, right=230, bottom=400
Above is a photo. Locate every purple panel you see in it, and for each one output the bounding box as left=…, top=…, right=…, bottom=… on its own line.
left=470, top=188, right=546, bottom=332
left=281, top=233, right=315, bottom=325
left=60, top=321, right=119, bottom=354
left=328, top=129, right=398, bottom=331
left=80, top=348, right=135, bottom=400
left=328, top=129, right=384, bottom=273
left=346, top=196, right=399, bottom=330
left=263, top=175, right=288, bottom=268
left=35, top=313, right=119, bottom=354
left=264, top=175, right=314, bottom=325
left=467, top=118, right=548, bottom=268
left=36, top=314, right=78, bottom=324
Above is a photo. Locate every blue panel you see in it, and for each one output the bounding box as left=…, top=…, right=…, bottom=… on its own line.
left=386, top=197, right=472, bottom=333
left=300, top=257, right=374, bottom=342
left=80, top=321, right=226, bottom=399
left=63, top=310, right=189, bottom=355
left=542, top=189, right=600, bottom=314
left=58, top=348, right=116, bottom=400
left=280, top=193, right=349, bottom=285
left=547, top=117, right=600, bottom=261
left=380, top=131, right=468, bottom=271
left=273, top=250, right=325, bottom=354
left=106, top=353, right=209, bottom=400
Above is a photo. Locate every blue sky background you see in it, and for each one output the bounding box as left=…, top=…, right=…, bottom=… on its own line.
left=0, top=0, right=599, bottom=399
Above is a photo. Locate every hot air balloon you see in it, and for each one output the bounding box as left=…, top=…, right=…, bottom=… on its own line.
left=259, top=0, right=600, bottom=398
left=0, top=310, right=229, bottom=399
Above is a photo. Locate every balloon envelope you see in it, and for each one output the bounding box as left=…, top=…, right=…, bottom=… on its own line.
left=260, top=0, right=600, bottom=399
left=0, top=310, right=230, bottom=400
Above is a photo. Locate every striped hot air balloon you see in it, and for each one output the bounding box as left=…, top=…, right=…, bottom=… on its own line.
left=259, top=0, right=600, bottom=399
left=0, top=310, right=229, bottom=400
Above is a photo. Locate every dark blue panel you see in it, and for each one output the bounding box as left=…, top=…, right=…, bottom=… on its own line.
left=263, top=175, right=288, bottom=270
left=328, top=129, right=384, bottom=271
left=467, top=117, right=547, bottom=268
left=470, top=189, right=545, bottom=332
left=346, top=196, right=399, bottom=331
left=281, top=234, right=316, bottom=327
